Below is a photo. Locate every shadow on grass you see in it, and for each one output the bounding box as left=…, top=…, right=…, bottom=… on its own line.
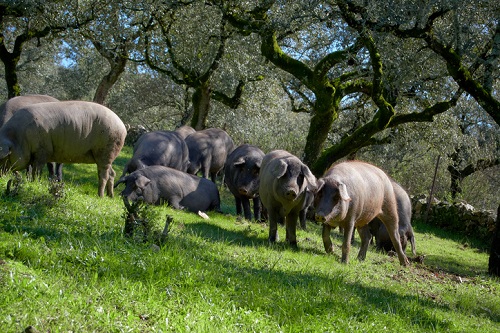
left=184, top=220, right=332, bottom=256
left=96, top=232, right=498, bottom=330
left=2, top=201, right=498, bottom=330
left=186, top=218, right=493, bottom=278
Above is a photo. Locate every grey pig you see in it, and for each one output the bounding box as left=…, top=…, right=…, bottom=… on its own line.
left=0, top=94, right=63, bottom=180
left=185, top=128, right=234, bottom=182
left=0, top=101, right=126, bottom=197
left=0, top=94, right=59, bottom=127
left=364, top=181, right=416, bottom=255
left=174, top=125, right=196, bottom=139
left=259, top=150, right=317, bottom=247
left=122, top=130, right=189, bottom=176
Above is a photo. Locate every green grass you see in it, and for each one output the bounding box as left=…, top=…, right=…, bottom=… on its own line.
left=0, top=147, right=499, bottom=332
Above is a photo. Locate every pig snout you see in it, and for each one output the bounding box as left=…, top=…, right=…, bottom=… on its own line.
left=284, top=188, right=298, bottom=200
left=238, top=186, right=257, bottom=198
left=315, top=213, right=327, bottom=223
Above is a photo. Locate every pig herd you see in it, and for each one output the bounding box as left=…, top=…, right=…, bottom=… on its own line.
left=0, top=95, right=416, bottom=266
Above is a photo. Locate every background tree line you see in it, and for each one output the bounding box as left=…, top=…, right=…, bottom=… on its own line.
left=0, top=0, right=498, bottom=211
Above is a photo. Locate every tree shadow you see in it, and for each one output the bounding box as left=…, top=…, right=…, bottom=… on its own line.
left=3, top=200, right=497, bottom=330
left=184, top=220, right=329, bottom=256
left=96, top=232, right=499, bottom=330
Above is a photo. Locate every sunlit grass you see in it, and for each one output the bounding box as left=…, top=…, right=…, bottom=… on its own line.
left=0, top=147, right=499, bottom=332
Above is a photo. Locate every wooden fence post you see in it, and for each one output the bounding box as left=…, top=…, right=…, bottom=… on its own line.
left=424, top=155, right=441, bottom=223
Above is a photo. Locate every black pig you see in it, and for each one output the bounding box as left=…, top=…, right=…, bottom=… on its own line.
left=185, top=128, right=234, bottom=182
left=224, top=144, right=265, bottom=221
left=115, top=165, right=220, bottom=212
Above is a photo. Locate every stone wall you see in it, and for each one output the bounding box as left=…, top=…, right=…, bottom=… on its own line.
left=412, top=195, right=497, bottom=241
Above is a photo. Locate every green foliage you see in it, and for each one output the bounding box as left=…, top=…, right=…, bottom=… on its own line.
left=0, top=150, right=499, bottom=332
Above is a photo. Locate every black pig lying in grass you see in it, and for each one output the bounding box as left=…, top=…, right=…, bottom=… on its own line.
left=115, top=165, right=220, bottom=212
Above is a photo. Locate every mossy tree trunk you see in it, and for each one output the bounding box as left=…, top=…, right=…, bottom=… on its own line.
left=0, top=3, right=86, bottom=100
left=92, top=42, right=128, bottom=106
left=191, top=82, right=212, bottom=130
left=259, top=30, right=363, bottom=172
left=0, top=49, right=21, bottom=98
left=303, top=88, right=341, bottom=169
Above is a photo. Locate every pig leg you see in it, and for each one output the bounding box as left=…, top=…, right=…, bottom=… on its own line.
left=408, top=227, right=417, bottom=256
left=106, top=166, right=116, bottom=198
left=341, top=223, right=356, bottom=264
left=260, top=204, right=268, bottom=222
left=96, top=164, right=109, bottom=197
left=202, top=157, right=211, bottom=180
left=241, top=197, right=252, bottom=220
left=31, top=153, right=47, bottom=180
left=378, top=213, right=410, bottom=266
left=235, top=197, right=243, bottom=215
left=285, top=211, right=299, bottom=248
left=299, top=208, right=307, bottom=230
left=357, top=224, right=372, bottom=261
left=322, top=224, right=334, bottom=253
left=47, top=162, right=56, bottom=180
left=268, top=209, right=283, bottom=243
left=55, top=163, right=63, bottom=181
left=168, top=197, right=185, bottom=210
left=47, top=163, right=63, bottom=181
left=252, top=197, right=261, bottom=221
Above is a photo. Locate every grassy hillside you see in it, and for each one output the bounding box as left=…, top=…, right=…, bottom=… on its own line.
left=0, top=147, right=498, bottom=332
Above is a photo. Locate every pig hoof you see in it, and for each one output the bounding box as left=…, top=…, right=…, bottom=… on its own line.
left=324, top=245, right=334, bottom=254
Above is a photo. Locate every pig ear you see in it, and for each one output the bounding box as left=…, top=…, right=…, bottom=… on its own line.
left=0, top=140, right=12, bottom=159
left=272, top=159, right=287, bottom=178
left=113, top=176, right=128, bottom=188
left=314, top=179, right=325, bottom=194
left=135, top=175, right=151, bottom=189
left=301, top=165, right=317, bottom=190
left=233, top=158, right=245, bottom=167
left=338, top=183, right=351, bottom=201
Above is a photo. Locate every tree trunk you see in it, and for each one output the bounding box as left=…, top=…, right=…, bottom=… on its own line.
left=0, top=50, right=21, bottom=98
left=303, top=91, right=339, bottom=171
left=448, top=158, right=500, bottom=199
left=448, top=164, right=463, bottom=200
left=488, top=205, right=500, bottom=277
left=93, top=57, right=127, bottom=105
left=190, top=82, right=211, bottom=130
